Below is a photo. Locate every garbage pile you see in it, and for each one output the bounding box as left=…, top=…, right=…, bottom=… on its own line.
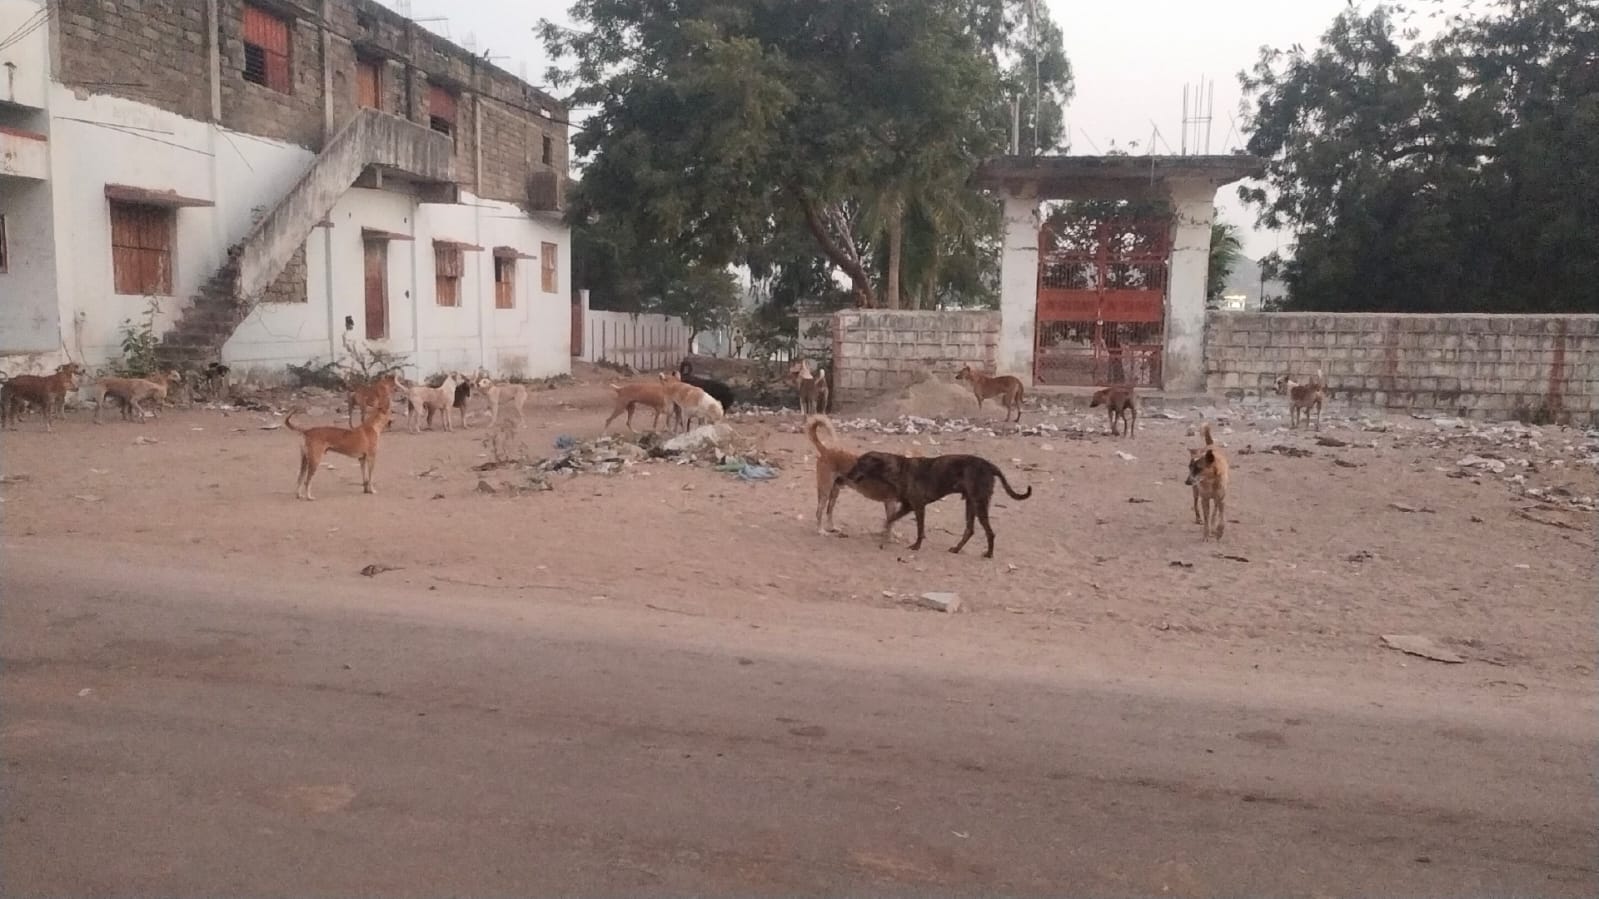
left=473, top=425, right=783, bottom=493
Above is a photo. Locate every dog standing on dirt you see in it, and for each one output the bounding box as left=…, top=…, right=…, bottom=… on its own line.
left=0, top=363, right=84, bottom=431
left=603, top=379, right=672, bottom=433
left=677, top=359, right=735, bottom=412
left=842, top=451, right=1033, bottom=558
left=346, top=371, right=401, bottom=427
left=661, top=372, right=725, bottom=431
left=401, top=372, right=461, bottom=433
left=90, top=369, right=182, bottom=423
left=475, top=376, right=529, bottom=428
left=1089, top=385, right=1139, bottom=436
left=790, top=358, right=830, bottom=415
left=285, top=404, right=391, bottom=501
left=1185, top=424, right=1230, bottom=540
left=955, top=364, right=1024, bottom=423
left=805, top=415, right=901, bottom=539
left=1275, top=368, right=1325, bottom=430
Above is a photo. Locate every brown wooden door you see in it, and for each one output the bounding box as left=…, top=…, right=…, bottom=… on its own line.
left=570, top=297, right=583, bottom=357
left=363, top=239, right=388, bottom=340
left=356, top=58, right=381, bottom=109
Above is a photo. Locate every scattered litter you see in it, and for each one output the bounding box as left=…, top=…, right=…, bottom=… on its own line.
left=1114, top=450, right=1137, bottom=462
left=259, top=423, right=282, bottom=431
left=1268, top=445, right=1314, bottom=458
left=663, top=424, right=737, bottom=454
left=89, top=468, right=109, bottom=475
left=359, top=564, right=401, bottom=577
left=1457, top=455, right=1507, bottom=473
left=133, top=436, right=159, bottom=445
left=1388, top=502, right=1435, bottom=513
left=1333, top=458, right=1362, bottom=468
left=1169, top=560, right=1194, bottom=569
left=1315, top=435, right=1350, bottom=447
left=914, top=592, right=962, bottom=613
left=1216, top=554, right=1250, bottom=563
left=735, top=464, right=778, bottom=481
left=0, top=474, right=30, bottom=485
left=1380, top=634, right=1465, bottom=664
left=1514, top=509, right=1583, bottom=531
left=554, top=434, right=577, bottom=451
left=71, top=494, right=102, bottom=503
left=1128, top=497, right=1152, bottom=504
left=1346, top=549, right=1376, bottom=563
left=77, top=688, right=93, bottom=697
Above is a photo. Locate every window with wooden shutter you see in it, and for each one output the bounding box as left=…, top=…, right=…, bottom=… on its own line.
left=434, top=242, right=463, bottom=307
left=355, top=57, right=381, bottom=110
left=110, top=202, right=175, bottom=296
left=540, top=242, right=558, bottom=293
left=242, top=4, right=293, bottom=93
left=428, top=85, right=458, bottom=137
left=494, top=256, right=516, bottom=309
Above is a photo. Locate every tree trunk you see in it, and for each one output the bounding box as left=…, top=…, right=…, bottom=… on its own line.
left=795, top=193, right=875, bottom=307
left=687, top=329, right=700, bottom=354
left=884, top=209, right=904, bottom=310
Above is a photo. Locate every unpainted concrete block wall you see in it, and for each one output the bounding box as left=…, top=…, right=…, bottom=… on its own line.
left=1204, top=313, right=1599, bottom=425
left=833, top=310, right=1000, bottom=399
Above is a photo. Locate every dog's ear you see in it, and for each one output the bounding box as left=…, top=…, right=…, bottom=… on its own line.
left=1203, top=450, right=1215, bottom=465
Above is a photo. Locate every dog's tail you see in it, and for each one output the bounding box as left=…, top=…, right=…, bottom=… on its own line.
left=1201, top=423, right=1215, bottom=446
left=805, top=414, right=838, bottom=453
left=995, top=467, right=1033, bottom=501
left=284, top=411, right=308, bottom=433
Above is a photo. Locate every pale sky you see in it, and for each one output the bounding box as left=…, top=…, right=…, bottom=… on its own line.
left=388, top=0, right=1469, bottom=261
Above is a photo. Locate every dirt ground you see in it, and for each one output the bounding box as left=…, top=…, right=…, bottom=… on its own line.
left=2, top=363, right=1594, bottom=693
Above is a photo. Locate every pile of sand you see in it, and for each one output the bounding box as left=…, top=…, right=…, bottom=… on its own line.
left=858, top=369, right=979, bottom=419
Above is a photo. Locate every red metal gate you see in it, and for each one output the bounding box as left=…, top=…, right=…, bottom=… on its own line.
left=1034, top=216, right=1170, bottom=387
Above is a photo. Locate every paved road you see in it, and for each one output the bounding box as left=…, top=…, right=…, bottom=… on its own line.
left=3, top=545, right=1594, bottom=896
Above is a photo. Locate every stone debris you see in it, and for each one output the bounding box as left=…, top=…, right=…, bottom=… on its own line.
left=1380, top=634, right=1465, bottom=664
left=915, top=592, right=962, bottom=613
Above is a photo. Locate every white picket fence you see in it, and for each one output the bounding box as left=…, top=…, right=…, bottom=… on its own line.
left=581, top=311, right=695, bottom=372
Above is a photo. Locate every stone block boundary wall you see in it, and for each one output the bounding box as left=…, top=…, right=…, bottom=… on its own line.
left=832, top=310, right=1000, bottom=399
left=1205, top=313, right=1599, bottom=424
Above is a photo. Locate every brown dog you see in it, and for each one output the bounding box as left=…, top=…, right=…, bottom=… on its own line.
left=955, top=364, right=1024, bottom=423
left=1185, top=424, right=1229, bottom=540
left=806, top=415, right=901, bottom=538
left=1, top=363, right=84, bottom=431
left=1274, top=368, right=1325, bottom=430
left=842, top=451, right=1033, bottom=558
left=603, top=380, right=672, bottom=433
left=790, top=358, right=830, bottom=415
left=347, top=371, right=401, bottom=426
left=91, top=370, right=182, bottom=423
left=1089, top=385, right=1139, bottom=436
left=285, top=404, right=391, bottom=500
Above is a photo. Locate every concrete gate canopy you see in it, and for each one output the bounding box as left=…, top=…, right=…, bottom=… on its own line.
left=972, top=155, right=1264, bottom=393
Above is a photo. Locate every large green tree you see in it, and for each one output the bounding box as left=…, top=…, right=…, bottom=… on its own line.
left=543, top=0, right=1070, bottom=311
left=1240, top=0, right=1598, bottom=312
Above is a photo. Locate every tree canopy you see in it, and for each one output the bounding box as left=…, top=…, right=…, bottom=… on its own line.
left=1241, top=0, right=1598, bottom=313
left=543, top=0, right=1071, bottom=312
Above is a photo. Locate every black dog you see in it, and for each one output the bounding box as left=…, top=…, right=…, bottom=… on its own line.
left=678, top=359, right=735, bottom=411
left=842, top=451, right=1032, bottom=558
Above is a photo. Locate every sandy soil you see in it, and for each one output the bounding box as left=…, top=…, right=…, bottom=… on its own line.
left=2, top=365, right=1594, bottom=694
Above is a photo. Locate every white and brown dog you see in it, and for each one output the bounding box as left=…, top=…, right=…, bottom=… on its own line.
left=1274, top=368, right=1325, bottom=430
left=474, top=375, right=529, bottom=427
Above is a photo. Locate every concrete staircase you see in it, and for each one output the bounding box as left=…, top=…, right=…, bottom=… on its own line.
left=157, top=110, right=457, bottom=367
